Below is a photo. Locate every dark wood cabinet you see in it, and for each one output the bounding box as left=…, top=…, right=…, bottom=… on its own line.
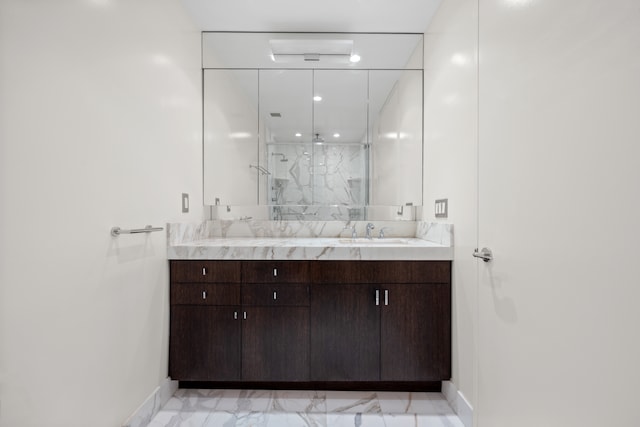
left=241, top=276, right=310, bottom=381
left=169, top=261, right=242, bottom=381
left=310, top=283, right=380, bottom=381
left=169, top=260, right=309, bottom=383
left=170, top=305, right=240, bottom=381
left=381, top=283, right=451, bottom=381
left=169, top=259, right=450, bottom=388
left=242, top=306, right=309, bottom=381
left=310, top=261, right=451, bottom=382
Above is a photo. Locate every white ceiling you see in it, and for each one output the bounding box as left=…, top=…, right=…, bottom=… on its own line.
left=179, top=0, right=442, bottom=33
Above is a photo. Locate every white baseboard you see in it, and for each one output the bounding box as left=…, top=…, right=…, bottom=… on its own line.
left=122, top=377, right=178, bottom=427
left=442, top=381, right=473, bottom=427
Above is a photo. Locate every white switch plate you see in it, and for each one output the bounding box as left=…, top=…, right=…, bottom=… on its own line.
left=435, top=198, right=448, bottom=218
left=182, top=193, right=189, bottom=213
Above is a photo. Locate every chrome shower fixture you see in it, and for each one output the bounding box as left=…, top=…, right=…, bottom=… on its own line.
left=271, top=153, right=289, bottom=162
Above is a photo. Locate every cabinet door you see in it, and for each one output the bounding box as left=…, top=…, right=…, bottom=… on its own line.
left=169, top=306, right=241, bottom=381
left=310, top=283, right=380, bottom=381
left=380, top=283, right=451, bottom=381
left=241, top=307, right=309, bottom=381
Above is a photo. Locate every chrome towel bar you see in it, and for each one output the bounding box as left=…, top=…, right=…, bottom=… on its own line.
left=110, top=225, right=164, bottom=237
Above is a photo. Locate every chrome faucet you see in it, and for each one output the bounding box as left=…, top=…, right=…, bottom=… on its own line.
left=378, top=227, right=390, bottom=239
left=365, top=223, right=375, bottom=239
left=344, top=224, right=357, bottom=239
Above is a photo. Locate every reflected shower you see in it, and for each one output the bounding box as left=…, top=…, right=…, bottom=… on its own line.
left=272, top=153, right=289, bottom=162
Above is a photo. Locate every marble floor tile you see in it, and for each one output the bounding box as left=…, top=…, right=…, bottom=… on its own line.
left=376, top=392, right=456, bottom=415
left=148, top=389, right=464, bottom=427
left=323, top=390, right=381, bottom=414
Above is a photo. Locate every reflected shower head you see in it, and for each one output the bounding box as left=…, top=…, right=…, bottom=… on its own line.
left=272, top=153, right=288, bottom=162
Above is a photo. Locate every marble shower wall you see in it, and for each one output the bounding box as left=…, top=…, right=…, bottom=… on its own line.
left=267, top=143, right=367, bottom=220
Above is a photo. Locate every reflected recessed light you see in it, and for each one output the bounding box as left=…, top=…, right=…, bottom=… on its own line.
left=333, top=133, right=340, bottom=138
left=451, top=53, right=469, bottom=66
left=313, top=95, right=322, bottom=102
left=295, top=133, right=302, bottom=137
left=229, top=132, right=252, bottom=139
left=349, top=54, right=361, bottom=63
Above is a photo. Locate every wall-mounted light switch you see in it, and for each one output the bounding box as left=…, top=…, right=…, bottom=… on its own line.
left=435, top=198, right=448, bottom=218
left=181, top=193, right=189, bottom=213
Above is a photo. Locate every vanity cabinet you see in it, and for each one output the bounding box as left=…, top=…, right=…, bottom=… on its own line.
left=169, top=261, right=242, bottom=381
left=310, top=261, right=451, bottom=382
left=169, top=259, right=450, bottom=387
left=241, top=261, right=310, bottom=382
left=169, top=260, right=309, bottom=382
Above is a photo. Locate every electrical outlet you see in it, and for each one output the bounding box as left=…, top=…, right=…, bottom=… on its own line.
left=181, top=193, right=189, bottom=213
left=435, top=198, right=448, bottom=218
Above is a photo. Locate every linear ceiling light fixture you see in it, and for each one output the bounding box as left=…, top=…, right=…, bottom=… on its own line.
left=269, top=39, right=358, bottom=64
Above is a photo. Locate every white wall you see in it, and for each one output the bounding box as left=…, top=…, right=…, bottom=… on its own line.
left=477, top=0, right=640, bottom=425
left=0, top=1, right=203, bottom=426
left=422, top=0, right=478, bottom=419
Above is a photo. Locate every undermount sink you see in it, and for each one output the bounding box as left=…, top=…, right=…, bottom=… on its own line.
left=338, top=238, right=410, bottom=244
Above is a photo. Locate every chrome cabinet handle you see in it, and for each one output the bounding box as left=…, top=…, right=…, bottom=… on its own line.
left=375, top=289, right=380, bottom=306
left=273, top=291, right=277, bottom=300
left=202, top=290, right=207, bottom=300
left=202, top=267, right=206, bottom=276
left=234, top=311, right=238, bottom=320
left=243, top=311, right=247, bottom=320
left=273, top=268, right=278, bottom=277
left=473, top=247, right=493, bottom=262
left=384, top=289, right=389, bottom=306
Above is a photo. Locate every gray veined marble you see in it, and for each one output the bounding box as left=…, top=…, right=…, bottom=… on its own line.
left=166, top=220, right=453, bottom=261
left=148, top=389, right=465, bottom=427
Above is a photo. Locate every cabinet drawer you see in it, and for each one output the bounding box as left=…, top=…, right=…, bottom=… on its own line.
left=171, top=283, right=240, bottom=306
left=170, top=260, right=241, bottom=283
left=242, top=283, right=309, bottom=306
left=242, top=261, right=310, bottom=284
left=311, top=261, right=451, bottom=284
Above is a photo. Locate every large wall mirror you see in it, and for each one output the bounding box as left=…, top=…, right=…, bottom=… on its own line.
left=203, top=32, right=423, bottom=221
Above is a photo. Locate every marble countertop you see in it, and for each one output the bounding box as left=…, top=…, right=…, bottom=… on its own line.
left=167, top=236, right=453, bottom=261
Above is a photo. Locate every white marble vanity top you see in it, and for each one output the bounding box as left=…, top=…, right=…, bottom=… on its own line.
left=167, top=221, right=453, bottom=261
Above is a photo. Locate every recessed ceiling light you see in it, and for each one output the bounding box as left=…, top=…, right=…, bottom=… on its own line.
left=295, top=133, right=302, bottom=137
left=349, top=54, right=361, bottom=63
left=333, top=133, right=340, bottom=138
left=313, top=95, right=322, bottom=102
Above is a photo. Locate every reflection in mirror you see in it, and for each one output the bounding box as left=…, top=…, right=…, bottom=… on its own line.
left=203, top=69, right=258, bottom=205
left=202, top=33, right=423, bottom=221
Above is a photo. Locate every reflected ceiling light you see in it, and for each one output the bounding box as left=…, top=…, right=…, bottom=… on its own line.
left=313, top=95, right=322, bottom=102
left=451, top=53, right=469, bottom=66
left=229, top=132, right=252, bottom=139
left=502, top=0, right=534, bottom=6
left=295, top=133, right=302, bottom=137
left=152, top=54, right=171, bottom=66
left=333, top=133, right=340, bottom=138
left=349, top=54, right=361, bottom=63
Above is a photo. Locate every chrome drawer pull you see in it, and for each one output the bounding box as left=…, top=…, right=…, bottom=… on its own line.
left=234, top=311, right=238, bottom=320
left=384, top=289, right=389, bottom=306
left=202, top=290, right=207, bottom=300
left=243, top=311, right=247, bottom=320
left=375, top=289, right=380, bottom=306
left=273, top=291, right=277, bottom=300
left=202, top=267, right=206, bottom=276
left=273, top=268, right=278, bottom=277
